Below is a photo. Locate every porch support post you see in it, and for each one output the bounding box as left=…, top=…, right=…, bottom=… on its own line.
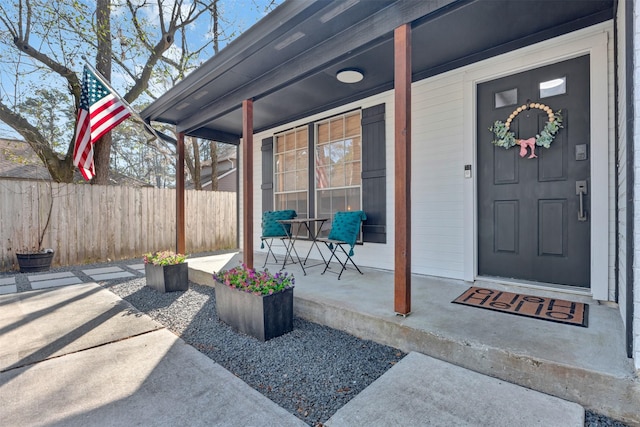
left=242, top=99, right=254, bottom=269
left=176, top=132, right=186, bottom=254
left=394, top=23, right=411, bottom=315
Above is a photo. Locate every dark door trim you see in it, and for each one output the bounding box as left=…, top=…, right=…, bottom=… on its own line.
left=623, top=0, right=635, bottom=359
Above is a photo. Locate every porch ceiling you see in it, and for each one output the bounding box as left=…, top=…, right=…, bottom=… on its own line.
left=141, top=0, right=613, bottom=144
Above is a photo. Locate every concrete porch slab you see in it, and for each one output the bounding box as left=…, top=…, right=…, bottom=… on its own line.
left=187, top=251, right=238, bottom=285
left=188, top=252, right=640, bottom=425
left=326, top=352, right=584, bottom=426
left=0, top=283, right=163, bottom=372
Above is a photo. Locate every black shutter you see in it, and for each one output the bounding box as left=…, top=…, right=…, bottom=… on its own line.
left=361, top=104, right=386, bottom=243
left=307, top=125, right=315, bottom=218
left=261, top=137, right=274, bottom=212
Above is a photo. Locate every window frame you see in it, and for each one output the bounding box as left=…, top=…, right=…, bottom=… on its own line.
left=314, top=110, right=363, bottom=238
left=273, top=124, right=310, bottom=219
left=262, top=103, right=386, bottom=245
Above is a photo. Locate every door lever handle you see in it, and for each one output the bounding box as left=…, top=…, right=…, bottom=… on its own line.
left=576, top=180, right=588, bottom=222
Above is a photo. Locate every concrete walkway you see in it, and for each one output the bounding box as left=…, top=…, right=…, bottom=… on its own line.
left=327, top=352, right=584, bottom=427
left=0, top=283, right=305, bottom=426
left=0, top=254, right=628, bottom=425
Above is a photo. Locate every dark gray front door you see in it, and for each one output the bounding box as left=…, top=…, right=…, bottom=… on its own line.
left=477, top=55, right=590, bottom=288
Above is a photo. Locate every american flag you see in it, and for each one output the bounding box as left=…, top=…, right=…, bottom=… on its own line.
left=73, top=66, right=131, bottom=180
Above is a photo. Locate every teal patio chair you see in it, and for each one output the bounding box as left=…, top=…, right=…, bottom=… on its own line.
left=317, top=210, right=367, bottom=279
left=260, top=210, right=297, bottom=267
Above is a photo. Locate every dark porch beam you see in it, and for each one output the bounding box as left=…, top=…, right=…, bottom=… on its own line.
left=394, top=24, right=411, bottom=315
left=178, top=0, right=458, bottom=135
left=186, top=128, right=240, bottom=145
left=242, top=99, right=254, bottom=269
left=176, top=132, right=186, bottom=255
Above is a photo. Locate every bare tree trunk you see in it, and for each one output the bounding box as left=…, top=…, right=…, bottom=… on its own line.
left=192, top=137, right=201, bottom=190
left=93, top=0, right=112, bottom=185
left=184, top=136, right=202, bottom=190
left=210, top=140, right=218, bottom=191
left=212, top=2, right=219, bottom=54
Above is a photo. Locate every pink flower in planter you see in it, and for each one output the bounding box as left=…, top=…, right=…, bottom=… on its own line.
left=213, top=262, right=294, bottom=296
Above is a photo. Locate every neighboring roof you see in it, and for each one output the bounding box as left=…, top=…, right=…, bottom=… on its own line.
left=186, top=156, right=238, bottom=191
left=0, top=138, right=153, bottom=187
left=142, top=0, right=614, bottom=143
left=0, top=138, right=52, bottom=181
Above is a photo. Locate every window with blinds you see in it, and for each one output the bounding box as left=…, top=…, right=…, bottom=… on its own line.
left=315, top=111, right=362, bottom=237
left=274, top=125, right=309, bottom=219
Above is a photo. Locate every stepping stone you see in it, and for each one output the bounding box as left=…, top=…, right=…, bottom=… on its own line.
left=0, top=284, right=17, bottom=295
left=82, top=267, right=123, bottom=275
left=31, top=277, right=83, bottom=290
left=0, top=277, right=15, bottom=286
left=326, top=352, right=584, bottom=427
left=127, top=263, right=145, bottom=270
left=27, top=271, right=76, bottom=282
left=90, top=272, right=135, bottom=281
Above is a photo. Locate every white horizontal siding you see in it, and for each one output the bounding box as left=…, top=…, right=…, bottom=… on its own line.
left=607, top=21, right=617, bottom=302
left=246, top=22, right=617, bottom=299
left=411, top=74, right=465, bottom=279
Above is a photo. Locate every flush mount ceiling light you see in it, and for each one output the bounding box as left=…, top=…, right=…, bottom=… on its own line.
left=336, top=68, right=364, bottom=83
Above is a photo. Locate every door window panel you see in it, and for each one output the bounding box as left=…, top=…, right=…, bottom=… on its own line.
left=495, top=88, right=518, bottom=108
left=539, top=77, right=566, bottom=98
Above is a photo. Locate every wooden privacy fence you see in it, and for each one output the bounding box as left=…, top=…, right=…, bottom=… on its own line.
left=0, top=180, right=237, bottom=271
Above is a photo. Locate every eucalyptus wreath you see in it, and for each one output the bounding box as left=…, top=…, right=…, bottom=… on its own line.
left=489, top=103, right=563, bottom=150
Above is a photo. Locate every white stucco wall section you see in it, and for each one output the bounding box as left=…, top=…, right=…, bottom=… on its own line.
left=462, top=24, right=612, bottom=301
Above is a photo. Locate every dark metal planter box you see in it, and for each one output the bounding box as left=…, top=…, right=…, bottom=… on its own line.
left=215, top=284, right=293, bottom=341
left=145, top=263, right=189, bottom=293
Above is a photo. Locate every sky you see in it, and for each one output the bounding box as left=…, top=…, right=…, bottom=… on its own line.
left=0, top=0, right=282, bottom=141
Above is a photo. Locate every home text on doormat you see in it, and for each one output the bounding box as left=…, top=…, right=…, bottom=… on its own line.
left=452, top=287, right=588, bottom=327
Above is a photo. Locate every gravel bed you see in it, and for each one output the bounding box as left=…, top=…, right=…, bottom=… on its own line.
left=103, top=277, right=405, bottom=426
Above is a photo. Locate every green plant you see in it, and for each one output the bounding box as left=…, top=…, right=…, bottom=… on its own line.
left=143, top=250, right=187, bottom=266
left=213, top=263, right=295, bottom=296
left=489, top=109, right=563, bottom=149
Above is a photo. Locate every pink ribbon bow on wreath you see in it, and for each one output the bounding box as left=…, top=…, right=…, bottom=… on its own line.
left=518, top=137, right=537, bottom=159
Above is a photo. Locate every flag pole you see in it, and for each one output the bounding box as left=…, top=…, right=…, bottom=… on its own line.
left=81, top=59, right=177, bottom=145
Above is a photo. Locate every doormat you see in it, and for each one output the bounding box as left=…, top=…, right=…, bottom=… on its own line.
left=452, top=287, right=588, bottom=327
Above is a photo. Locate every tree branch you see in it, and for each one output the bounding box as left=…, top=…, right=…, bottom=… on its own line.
left=0, top=99, right=73, bottom=182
